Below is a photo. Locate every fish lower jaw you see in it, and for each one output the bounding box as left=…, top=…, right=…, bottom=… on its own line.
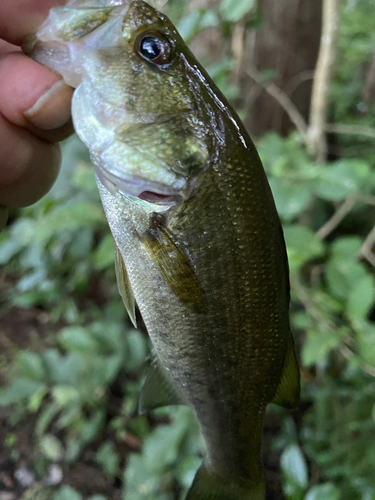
left=137, top=191, right=183, bottom=205
left=92, top=156, right=184, bottom=206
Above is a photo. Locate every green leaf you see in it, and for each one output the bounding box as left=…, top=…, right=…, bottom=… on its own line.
left=36, top=402, right=61, bottom=436
left=356, top=321, right=375, bottom=367
left=71, top=163, right=98, bottom=192
left=58, top=326, right=101, bottom=353
left=90, top=321, right=126, bottom=354
left=33, top=202, right=105, bottom=243
left=40, top=434, right=64, bottom=461
left=42, top=349, right=80, bottom=385
left=281, top=444, right=308, bottom=496
left=178, top=10, right=219, bottom=41
left=125, top=330, right=148, bottom=371
left=0, top=238, right=23, bottom=265
left=16, top=352, right=46, bottom=381
left=17, top=269, right=47, bottom=292
left=123, top=453, right=162, bottom=500
left=346, top=274, right=375, bottom=322
left=269, top=179, right=312, bottom=220
left=305, top=483, right=341, bottom=500
left=52, top=386, right=80, bottom=406
left=331, top=236, right=363, bottom=259
left=93, top=234, right=114, bottom=270
left=54, top=486, right=83, bottom=500
left=201, top=10, right=220, bottom=30
left=220, top=0, right=255, bottom=22
left=91, top=353, right=124, bottom=385
left=176, top=455, right=201, bottom=489
left=315, top=159, right=369, bottom=201
left=80, top=410, right=106, bottom=446
left=302, top=328, right=344, bottom=366
left=326, top=259, right=368, bottom=301
left=283, top=225, right=325, bottom=273
left=6, top=218, right=36, bottom=248
left=96, top=441, right=119, bottom=477
left=292, top=312, right=313, bottom=330
left=58, top=404, right=82, bottom=430
left=143, top=408, right=193, bottom=473
left=66, top=437, right=83, bottom=463
left=28, top=385, right=48, bottom=412
left=0, top=378, right=44, bottom=405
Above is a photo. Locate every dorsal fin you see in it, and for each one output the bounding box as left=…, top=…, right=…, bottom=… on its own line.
left=114, top=241, right=137, bottom=328
left=139, top=351, right=185, bottom=414
left=272, top=335, right=300, bottom=409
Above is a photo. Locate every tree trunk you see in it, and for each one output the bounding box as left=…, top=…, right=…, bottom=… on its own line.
left=243, top=0, right=323, bottom=137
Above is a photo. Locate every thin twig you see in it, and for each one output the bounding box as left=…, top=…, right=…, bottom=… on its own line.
left=358, top=194, right=375, bottom=207
left=316, top=195, right=358, bottom=240
left=340, top=344, right=375, bottom=377
left=292, top=277, right=375, bottom=377
left=360, top=224, right=375, bottom=268
left=306, top=0, right=341, bottom=162
left=291, top=277, right=336, bottom=330
left=231, top=20, right=246, bottom=78
left=246, top=66, right=308, bottom=137
left=362, top=46, right=375, bottom=106
left=325, top=123, right=375, bottom=139
left=284, top=70, right=315, bottom=101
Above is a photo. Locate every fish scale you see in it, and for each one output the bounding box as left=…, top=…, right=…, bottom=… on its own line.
left=29, top=1, right=300, bottom=498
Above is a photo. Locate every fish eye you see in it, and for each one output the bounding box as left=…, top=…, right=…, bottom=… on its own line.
left=135, top=31, right=172, bottom=66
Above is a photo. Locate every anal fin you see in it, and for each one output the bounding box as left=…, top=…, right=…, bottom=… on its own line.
left=139, top=351, right=185, bottom=414
left=114, top=241, right=137, bottom=328
left=272, top=335, right=300, bottom=409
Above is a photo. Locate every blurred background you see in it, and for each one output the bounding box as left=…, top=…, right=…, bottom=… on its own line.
left=1, top=0, right=375, bottom=499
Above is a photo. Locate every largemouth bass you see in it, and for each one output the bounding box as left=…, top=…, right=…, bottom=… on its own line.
left=27, top=1, right=300, bottom=498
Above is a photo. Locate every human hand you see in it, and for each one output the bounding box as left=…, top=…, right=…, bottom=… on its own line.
left=0, top=0, right=74, bottom=230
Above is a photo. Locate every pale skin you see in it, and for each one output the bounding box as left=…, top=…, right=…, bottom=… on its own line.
left=0, top=0, right=74, bottom=229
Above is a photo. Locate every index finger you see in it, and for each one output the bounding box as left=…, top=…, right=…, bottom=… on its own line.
left=0, top=0, right=66, bottom=46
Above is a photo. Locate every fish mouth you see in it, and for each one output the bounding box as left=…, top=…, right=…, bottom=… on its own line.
left=93, top=159, right=185, bottom=206
left=138, top=191, right=182, bottom=205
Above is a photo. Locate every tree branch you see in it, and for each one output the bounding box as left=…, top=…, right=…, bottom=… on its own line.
left=339, top=344, right=375, bottom=378
left=360, top=224, right=375, bottom=268
left=362, top=46, right=375, bottom=107
left=325, top=123, right=375, bottom=139
left=246, top=66, right=308, bottom=137
left=306, top=0, right=341, bottom=162
left=316, top=195, right=358, bottom=240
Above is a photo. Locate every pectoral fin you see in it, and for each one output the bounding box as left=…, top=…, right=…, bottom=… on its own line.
left=272, top=335, right=300, bottom=409
left=139, top=352, right=185, bottom=414
left=114, top=242, right=137, bottom=328
left=141, top=227, right=207, bottom=313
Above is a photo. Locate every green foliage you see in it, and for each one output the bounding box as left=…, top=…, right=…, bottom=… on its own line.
left=54, top=486, right=83, bottom=500
left=1, top=1, right=375, bottom=500
left=123, top=408, right=202, bottom=500
left=281, top=444, right=308, bottom=500
left=259, top=128, right=375, bottom=499
left=219, top=0, right=255, bottom=22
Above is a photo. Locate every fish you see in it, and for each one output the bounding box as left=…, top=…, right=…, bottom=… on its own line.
left=27, top=1, right=300, bottom=498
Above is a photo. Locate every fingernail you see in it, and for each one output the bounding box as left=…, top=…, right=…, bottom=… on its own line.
left=24, top=80, right=74, bottom=131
